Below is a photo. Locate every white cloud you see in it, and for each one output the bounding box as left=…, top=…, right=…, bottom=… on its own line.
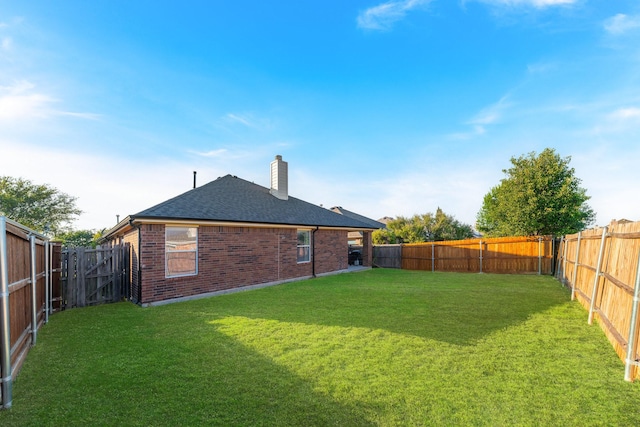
left=0, top=140, right=212, bottom=231
left=475, top=0, right=577, bottom=8
left=191, top=148, right=229, bottom=158
left=221, top=112, right=274, bottom=131
left=604, top=14, right=640, bottom=35
left=572, top=145, right=640, bottom=225
left=357, top=0, right=431, bottom=31
left=608, top=107, right=640, bottom=121
left=225, top=113, right=255, bottom=127
left=0, top=80, right=100, bottom=121
left=0, top=80, right=54, bottom=120
left=526, top=62, right=556, bottom=75
left=55, top=111, right=102, bottom=120
left=449, top=95, right=512, bottom=139
left=1, top=37, right=12, bottom=51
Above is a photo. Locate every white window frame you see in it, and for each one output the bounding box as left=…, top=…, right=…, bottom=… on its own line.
left=165, top=226, right=198, bottom=278
left=297, top=229, right=311, bottom=264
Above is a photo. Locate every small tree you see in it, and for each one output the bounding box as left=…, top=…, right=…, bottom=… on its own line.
left=373, top=208, right=475, bottom=244
left=476, top=148, right=595, bottom=236
left=56, top=229, right=105, bottom=248
left=0, top=176, right=82, bottom=235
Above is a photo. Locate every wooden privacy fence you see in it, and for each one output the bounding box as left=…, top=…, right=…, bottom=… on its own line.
left=372, top=244, right=402, bottom=268
left=0, top=215, right=131, bottom=409
left=556, top=219, right=640, bottom=381
left=60, top=245, right=130, bottom=309
left=374, top=236, right=555, bottom=274
left=0, top=217, right=53, bottom=409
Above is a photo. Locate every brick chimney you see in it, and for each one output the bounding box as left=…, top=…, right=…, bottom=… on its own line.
left=269, top=155, right=288, bottom=200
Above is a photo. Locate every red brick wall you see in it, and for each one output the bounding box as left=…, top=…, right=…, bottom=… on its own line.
left=136, top=225, right=349, bottom=304
left=314, top=229, right=349, bottom=274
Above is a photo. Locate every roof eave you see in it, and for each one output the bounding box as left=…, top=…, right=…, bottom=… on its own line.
left=126, top=216, right=378, bottom=231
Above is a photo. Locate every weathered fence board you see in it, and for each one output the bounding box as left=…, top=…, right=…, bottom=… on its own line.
left=373, top=244, right=402, bottom=268
left=558, top=220, right=640, bottom=381
left=60, top=245, right=130, bottom=309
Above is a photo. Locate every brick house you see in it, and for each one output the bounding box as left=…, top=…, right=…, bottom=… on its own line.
left=102, top=156, right=379, bottom=306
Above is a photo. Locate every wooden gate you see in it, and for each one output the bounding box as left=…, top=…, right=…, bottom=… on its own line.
left=60, top=244, right=130, bottom=308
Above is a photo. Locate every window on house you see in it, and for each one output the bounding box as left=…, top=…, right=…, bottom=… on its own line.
left=166, top=226, right=198, bottom=277
left=297, top=230, right=310, bottom=263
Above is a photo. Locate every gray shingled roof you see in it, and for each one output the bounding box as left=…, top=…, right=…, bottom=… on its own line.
left=132, top=174, right=377, bottom=229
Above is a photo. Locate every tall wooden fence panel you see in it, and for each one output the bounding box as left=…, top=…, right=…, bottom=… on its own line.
left=557, top=220, right=640, bottom=381
left=375, top=236, right=554, bottom=274
left=0, top=217, right=51, bottom=409
left=60, top=245, right=130, bottom=309
left=372, top=244, right=402, bottom=268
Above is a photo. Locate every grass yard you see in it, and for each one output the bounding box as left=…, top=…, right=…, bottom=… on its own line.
left=1, top=269, right=639, bottom=426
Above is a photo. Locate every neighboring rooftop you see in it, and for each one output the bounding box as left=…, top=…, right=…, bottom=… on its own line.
left=132, top=175, right=378, bottom=229
left=377, top=216, right=394, bottom=225
left=330, top=206, right=386, bottom=229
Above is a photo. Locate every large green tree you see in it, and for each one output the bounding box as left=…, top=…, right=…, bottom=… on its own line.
left=373, top=208, right=475, bottom=244
left=476, top=148, right=595, bottom=237
left=0, top=176, right=82, bottom=235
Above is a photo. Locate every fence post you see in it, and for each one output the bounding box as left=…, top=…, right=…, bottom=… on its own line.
left=571, top=232, right=582, bottom=301
left=588, top=226, right=608, bottom=325
left=45, top=241, right=49, bottom=324
left=0, top=217, right=12, bottom=408
left=431, top=243, right=435, bottom=272
left=538, top=237, right=543, bottom=275
left=551, top=237, right=556, bottom=275
left=624, top=251, right=640, bottom=382
left=558, top=237, right=567, bottom=281
left=30, top=235, right=38, bottom=346
left=77, top=248, right=86, bottom=308
left=479, top=240, right=483, bottom=273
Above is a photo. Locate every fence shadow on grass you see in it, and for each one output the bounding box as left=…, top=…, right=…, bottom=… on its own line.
left=0, top=303, right=374, bottom=426
left=200, top=269, right=570, bottom=347
left=145, top=331, right=376, bottom=426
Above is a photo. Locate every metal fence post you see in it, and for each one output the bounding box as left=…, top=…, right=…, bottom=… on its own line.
left=431, top=243, right=435, bottom=272
left=624, top=252, right=640, bottom=382
left=45, top=241, right=50, bottom=324
left=588, top=227, right=608, bottom=325
left=0, top=217, right=12, bottom=409
left=30, top=235, right=38, bottom=346
left=551, top=237, right=556, bottom=276
left=571, top=232, right=582, bottom=301
left=538, top=237, right=543, bottom=275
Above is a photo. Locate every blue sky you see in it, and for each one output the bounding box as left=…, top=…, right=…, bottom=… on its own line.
left=1, top=0, right=639, bottom=231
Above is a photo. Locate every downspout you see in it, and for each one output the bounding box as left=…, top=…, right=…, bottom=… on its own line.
left=312, top=227, right=319, bottom=278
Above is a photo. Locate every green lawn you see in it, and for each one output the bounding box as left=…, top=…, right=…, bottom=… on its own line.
left=1, top=269, right=639, bottom=426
